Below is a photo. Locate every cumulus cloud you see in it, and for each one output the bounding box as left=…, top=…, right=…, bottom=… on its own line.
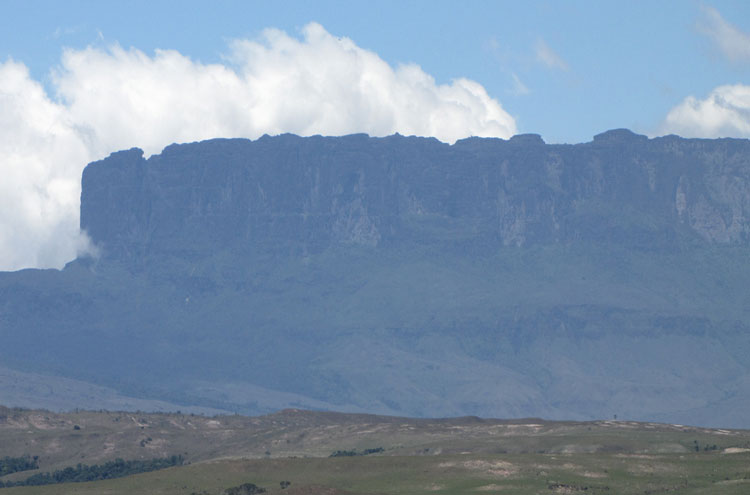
left=661, top=84, right=750, bottom=138
left=0, top=60, right=95, bottom=271
left=535, top=38, right=569, bottom=71
left=0, top=22, right=516, bottom=271
left=698, top=6, right=750, bottom=63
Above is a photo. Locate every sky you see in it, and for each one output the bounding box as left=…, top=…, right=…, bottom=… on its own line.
left=2, top=0, right=750, bottom=271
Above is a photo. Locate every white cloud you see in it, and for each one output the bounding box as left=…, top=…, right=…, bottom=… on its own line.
left=660, top=9, right=750, bottom=139
left=535, top=38, right=569, bottom=71
left=0, top=22, right=516, bottom=271
left=0, top=60, right=95, bottom=271
left=661, top=84, right=750, bottom=138
left=698, top=6, right=750, bottom=63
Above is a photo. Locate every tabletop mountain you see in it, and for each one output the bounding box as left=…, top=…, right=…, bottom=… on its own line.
left=1, top=130, right=749, bottom=427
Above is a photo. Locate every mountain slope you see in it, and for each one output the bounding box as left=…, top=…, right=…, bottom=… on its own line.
left=1, top=130, right=749, bottom=427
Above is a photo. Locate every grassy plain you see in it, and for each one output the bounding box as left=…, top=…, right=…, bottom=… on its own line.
left=2, top=451, right=750, bottom=495
left=1, top=406, right=750, bottom=494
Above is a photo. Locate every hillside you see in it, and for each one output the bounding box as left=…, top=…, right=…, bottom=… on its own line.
left=1, top=130, right=750, bottom=426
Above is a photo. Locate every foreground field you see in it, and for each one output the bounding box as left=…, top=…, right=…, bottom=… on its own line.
left=1, top=406, right=749, bottom=494
left=3, top=452, right=750, bottom=495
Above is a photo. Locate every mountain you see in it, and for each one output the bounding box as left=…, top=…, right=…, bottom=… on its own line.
left=1, top=129, right=750, bottom=427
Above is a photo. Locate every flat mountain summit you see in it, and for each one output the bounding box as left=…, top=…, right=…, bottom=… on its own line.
left=82, top=129, right=750, bottom=257
left=2, top=130, right=750, bottom=427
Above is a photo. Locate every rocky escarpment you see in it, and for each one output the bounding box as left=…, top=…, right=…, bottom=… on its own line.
left=80, top=129, right=750, bottom=263
left=2, top=130, right=750, bottom=428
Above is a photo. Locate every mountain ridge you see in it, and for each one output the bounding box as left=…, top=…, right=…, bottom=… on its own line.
left=80, top=130, right=750, bottom=263
left=2, top=130, right=750, bottom=427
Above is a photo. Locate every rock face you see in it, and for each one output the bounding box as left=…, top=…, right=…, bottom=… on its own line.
left=2, top=130, right=750, bottom=427
left=81, top=130, right=750, bottom=260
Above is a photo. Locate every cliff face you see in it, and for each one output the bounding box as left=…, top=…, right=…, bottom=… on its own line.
left=2, top=130, right=750, bottom=427
left=80, top=130, right=750, bottom=263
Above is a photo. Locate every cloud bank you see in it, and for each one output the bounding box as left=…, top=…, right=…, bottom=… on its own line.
left=0, top=22, right=517, bottom=271
left=0, top=60, right=93, bottom=271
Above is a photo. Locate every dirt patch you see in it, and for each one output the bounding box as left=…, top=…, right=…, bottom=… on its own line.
left=722, top=447, right=750, bottom=454
left=558, top=444, right=602, bottom=454
left=462, top=459, right=517, bottom=477
left=627, top=462, right=681, bottom=475
left=102, top=440, right=116, bottom=454
left=45, top=438, right=62, bottom=454
left=475, top=483, right=509, bottom=491
left=440, top=459, right=517, bottom=477
left=614, top=454, right=656, bottom=459
left=28, top=414, right=63, bottom=430
left=578, top=471, right=607, bottom=479
left=498, top=424, right=543, bottom=436
left=168, top=418, right=187, bottom=430
left=144, top=437, right=168, bottom=455
left=284, top=485, right=353, bottom=495
left=4, top=416, right=31, bottom=429
left=651, top=443, right=689, bottom=453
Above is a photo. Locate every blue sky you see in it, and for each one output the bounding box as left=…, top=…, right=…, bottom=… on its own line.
left=2, top=0, right=750, bottom=271
left=3, top=0, right=750, bottom=143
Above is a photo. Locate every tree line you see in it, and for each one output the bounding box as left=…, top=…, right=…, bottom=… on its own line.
left=0, top=455, right=39, bottom=476
left=329, top=447, right=384, bottom=457
left=0, top=455, right=183, bottom=488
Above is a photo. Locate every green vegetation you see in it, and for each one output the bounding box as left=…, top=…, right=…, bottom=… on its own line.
left=222, top=483, right=266, bottom=495
left=329, top=447, right=384, bottom=457
left=0, top=455, right=182, bottom=488
left=0, top=457, right=38, bottom=477
left=3, top=452, right=749, bottom=495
